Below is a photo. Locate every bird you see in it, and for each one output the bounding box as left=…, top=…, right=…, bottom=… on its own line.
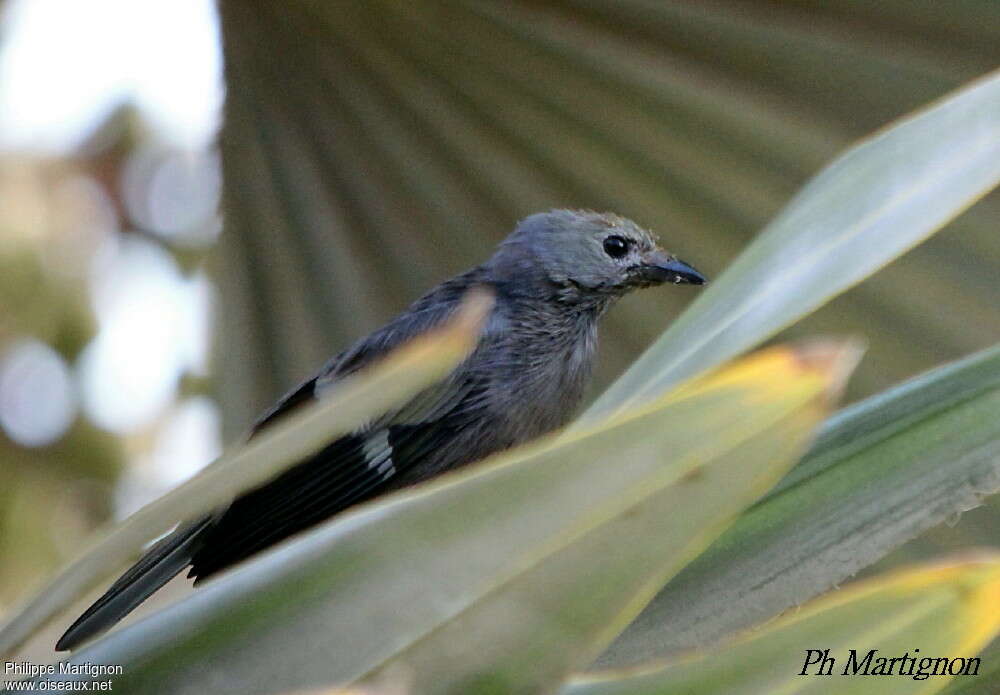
left=56, top=209, right=706, bottom=651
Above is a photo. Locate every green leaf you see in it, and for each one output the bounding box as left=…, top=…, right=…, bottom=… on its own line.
left=568, top=556, right=1000, bottom=695
left=0, top=293, right=492, bottom=659
left=940, top=636, right=1000, bottom=695
left=38, top=342, right=854, bottom=694
left=586, top=69, right=1000, bottom=420
left=599, top=342, right=1000, bottom=668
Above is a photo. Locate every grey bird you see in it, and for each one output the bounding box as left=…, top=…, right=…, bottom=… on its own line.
left=56, top=209, right=705, bottom=651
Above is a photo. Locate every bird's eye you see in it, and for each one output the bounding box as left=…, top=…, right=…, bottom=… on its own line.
left=603, top=235, right=629, bottom=259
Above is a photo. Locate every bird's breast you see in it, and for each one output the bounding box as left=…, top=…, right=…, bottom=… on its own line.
left=496, top=318, right=598, bottom=437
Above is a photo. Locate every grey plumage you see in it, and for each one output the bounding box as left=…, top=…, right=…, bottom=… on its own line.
left=56, top=209, right=705, bottom=651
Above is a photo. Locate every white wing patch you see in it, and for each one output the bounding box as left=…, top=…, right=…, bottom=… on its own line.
left=363, top=429, right=395, bottom=478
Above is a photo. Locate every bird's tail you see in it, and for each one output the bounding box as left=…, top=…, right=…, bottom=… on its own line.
left=55, top=517, right=212, bottom=651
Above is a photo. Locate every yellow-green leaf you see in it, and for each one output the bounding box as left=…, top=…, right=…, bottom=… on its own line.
left=600, top=342, right=1000, bottom=666
left=39, top=342, right=855, bottom=694
left=569, top=556, right=1000, bottom=695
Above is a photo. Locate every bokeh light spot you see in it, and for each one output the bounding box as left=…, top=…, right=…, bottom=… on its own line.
left=121, top=146, right=221, bottom=245
left=78, top=237, right=193, bottom=433
left=0, top=339, right=77, bottom=447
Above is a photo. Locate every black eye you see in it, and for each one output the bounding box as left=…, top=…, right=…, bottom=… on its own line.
left=603, top=235, right=629, bottom=259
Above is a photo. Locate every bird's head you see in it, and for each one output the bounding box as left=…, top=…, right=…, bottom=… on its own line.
left=491, top=209, right=705, bottom=304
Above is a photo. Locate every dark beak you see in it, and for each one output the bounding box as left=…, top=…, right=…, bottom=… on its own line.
left=638, top=251, right=707, bottom=286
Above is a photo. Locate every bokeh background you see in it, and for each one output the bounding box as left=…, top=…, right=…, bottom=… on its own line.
left=1, top=0, right=998, bottom=624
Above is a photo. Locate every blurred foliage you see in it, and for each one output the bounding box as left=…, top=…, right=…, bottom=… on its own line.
left=0, top=104, right=218, bottom=622
left=0, top=149, right=122, bottom=610
left=214, top=0, right=1000, bottom=439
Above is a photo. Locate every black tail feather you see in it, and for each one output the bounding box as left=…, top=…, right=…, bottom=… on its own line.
left=55, top=518, right=211, bottom=651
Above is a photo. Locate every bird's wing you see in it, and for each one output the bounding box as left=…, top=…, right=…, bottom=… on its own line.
left=56, top=279, right=494, bottom=650
left=251, top=272, right=483, bottom=433
left=189, top=282, right=493, bottom=580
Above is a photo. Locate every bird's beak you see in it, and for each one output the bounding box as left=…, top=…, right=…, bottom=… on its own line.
left=637, top=250, right=707, bottom=286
